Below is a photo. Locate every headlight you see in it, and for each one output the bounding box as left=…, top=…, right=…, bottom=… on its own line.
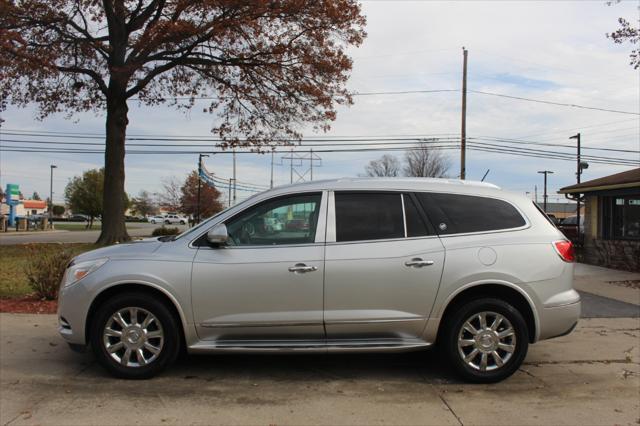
left=62, top=258, right=108, bottom=288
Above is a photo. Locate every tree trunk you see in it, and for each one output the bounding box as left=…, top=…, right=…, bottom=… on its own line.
left=97, top=84, right=130, bottom=245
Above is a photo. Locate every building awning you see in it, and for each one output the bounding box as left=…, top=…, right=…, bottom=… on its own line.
left=558, top=168, right=640, bottom=194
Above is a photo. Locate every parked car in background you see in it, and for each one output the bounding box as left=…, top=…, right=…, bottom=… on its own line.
left=558, top=215, right=584, bottom=243
left=285, top=218, right=309, bottom=231
left=57, top=178, right=580, bottom=383
left=163, top=214, right=187, bottom=225
left=69, top=214, right=90, bottom=222
left=546, top=213, right=560, bottom=226
left=148, top=215, right=165, bottom=224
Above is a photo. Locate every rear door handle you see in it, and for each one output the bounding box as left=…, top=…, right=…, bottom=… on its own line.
left=404, top=258, right=435, bottom=268
left=288, top=263, right=318, bottom=274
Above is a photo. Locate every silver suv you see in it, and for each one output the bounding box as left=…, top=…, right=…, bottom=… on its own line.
left=57, top=178, right=580, bottom=382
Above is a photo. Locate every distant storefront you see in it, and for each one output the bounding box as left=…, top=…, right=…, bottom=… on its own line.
left=559, top=168, right=639, bottom=272
left=543, top=202, right=584, bottom=220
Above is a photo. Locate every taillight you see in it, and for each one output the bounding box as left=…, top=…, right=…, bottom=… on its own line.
left=553, top=240, right=575, bottom=262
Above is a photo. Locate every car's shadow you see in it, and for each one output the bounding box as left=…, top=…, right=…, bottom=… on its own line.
left=76, top=347, right=458, bottom=384
left=174, top=350, right=455, bottom=382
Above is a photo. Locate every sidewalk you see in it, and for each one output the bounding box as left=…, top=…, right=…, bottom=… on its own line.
left=574, top=263, right=640, bottom=306
left=0, top=229, right=67, bottom=237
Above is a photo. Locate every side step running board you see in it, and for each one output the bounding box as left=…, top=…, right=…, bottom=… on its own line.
left=188, top=339, right=431, bottom=354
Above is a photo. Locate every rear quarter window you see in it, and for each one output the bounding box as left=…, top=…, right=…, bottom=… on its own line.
left=417, top=193, right=526, bottom=234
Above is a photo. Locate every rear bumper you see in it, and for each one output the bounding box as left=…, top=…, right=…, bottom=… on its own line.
left=537, top=297, right=581, bottom=341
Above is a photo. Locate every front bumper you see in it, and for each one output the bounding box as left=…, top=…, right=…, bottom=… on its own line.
left=57, top=282, right=91, bottom=346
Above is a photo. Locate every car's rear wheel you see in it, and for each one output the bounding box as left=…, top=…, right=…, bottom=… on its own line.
left=90, top=292, right=180, bottom=379
left=165, top=220, right=170, bottom=225
left=441, top=298, right=528, bottom=383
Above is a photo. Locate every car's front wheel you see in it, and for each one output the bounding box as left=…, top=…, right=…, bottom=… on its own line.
left=90, top=292, right=180, bottom=379
left=441, top=298, right=529, bottom=383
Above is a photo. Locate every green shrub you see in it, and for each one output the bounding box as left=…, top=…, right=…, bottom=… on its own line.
left=151, top=226, right=180, bottom=237
left=24, top=244, right=74, bottom=300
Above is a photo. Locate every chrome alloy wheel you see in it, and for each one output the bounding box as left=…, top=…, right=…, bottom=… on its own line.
left=103, top=307, right=164, bottom=367
left=457, top=311, right=516, bottom=372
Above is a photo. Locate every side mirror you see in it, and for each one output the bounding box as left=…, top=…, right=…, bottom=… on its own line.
left=206, top=223, right=228, bottom=246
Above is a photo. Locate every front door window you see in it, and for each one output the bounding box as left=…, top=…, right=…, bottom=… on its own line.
left=226, top=193, right=322, bottom=246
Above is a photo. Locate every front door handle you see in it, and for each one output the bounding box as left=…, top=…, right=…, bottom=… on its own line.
left=404, top=258, right=435, bottom=268
left=288, top=263, right=318, bottom=274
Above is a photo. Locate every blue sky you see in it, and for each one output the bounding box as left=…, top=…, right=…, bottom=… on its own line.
left=1, top=0, right=638, bottom=206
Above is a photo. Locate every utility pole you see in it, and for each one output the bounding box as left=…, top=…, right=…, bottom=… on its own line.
left=290, top=148, right=294, bottom=184
left=570, top=133, right=586, bottom=243
left=537, top=170, right=554, bottom=213
left=49, top=164, right=57, bottom=227
left=270, top=150, right=274, bottom=189
left=310, top=149, right=314, bottom=181
left=534, top=185, right=538, bottom=204
left=460, top=47, right=468, bottom=180
left=232, top=150, right=237, bottom=205
left=228, top=179, right=233, bottom=207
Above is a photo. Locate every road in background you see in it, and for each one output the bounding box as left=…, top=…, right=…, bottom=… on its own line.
left=0, top=222, right=189, bottom=245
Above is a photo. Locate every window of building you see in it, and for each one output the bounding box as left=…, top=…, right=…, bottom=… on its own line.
left=335, top=192, right=404, bottom=242
left=602, top=195, right=640, bottom=240
left=225, top=193, right=321, bottom=246
left=416, top=193, right=526, bottom=234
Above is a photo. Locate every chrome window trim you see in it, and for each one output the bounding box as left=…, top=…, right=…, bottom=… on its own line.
left=189, top=190, right=327, bottom=250
left=400, top=193, right=408, bottom=238
left=313, top=191, right=328, bottom=243
left=326, top=191, right=337, bottom=243
left=325, top=234, right=439, bottom=247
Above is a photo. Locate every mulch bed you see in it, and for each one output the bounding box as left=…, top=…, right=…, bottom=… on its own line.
left=607, top=280, right=640, bottom=290
left=0, top=297, right=58, bottom=314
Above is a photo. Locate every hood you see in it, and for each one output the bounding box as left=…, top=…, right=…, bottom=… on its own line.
left=73, top=237, right=163, bottom=262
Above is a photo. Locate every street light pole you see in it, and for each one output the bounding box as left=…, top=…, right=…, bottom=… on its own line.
left=49, top=164, right=57, bottom=227
left=537, top=170, right=554, bottom=213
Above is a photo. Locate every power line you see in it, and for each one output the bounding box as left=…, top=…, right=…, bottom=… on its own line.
left=2, top=134, right=638, bottom=155
left=468, top=90, right=640, bottom=116
left=1, top=143, right=636, bottom=166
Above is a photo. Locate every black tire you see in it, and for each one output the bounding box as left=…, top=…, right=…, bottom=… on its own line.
left=90, top=292, right=180, bottom=379
left=440, top=298, right=529, bottom=383
left=180, top=220, right=185, bottom=225
left=165, top=220, right=170, bottom=225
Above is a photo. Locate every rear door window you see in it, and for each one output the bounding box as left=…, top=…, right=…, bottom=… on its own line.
left=416, top=193, right=526, bottom=234
left=335, top=192, right=404, bottom=242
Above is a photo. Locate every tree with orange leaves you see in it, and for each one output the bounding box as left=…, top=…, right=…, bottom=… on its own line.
left=0, top=0, right=366, bottom=244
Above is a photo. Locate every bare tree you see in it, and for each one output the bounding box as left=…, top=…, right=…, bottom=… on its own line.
left=157, top=177, right=182, bottom=213
left=364, top=154, right=401, bottom=177
left=403, top=144, right=451, bottom=178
